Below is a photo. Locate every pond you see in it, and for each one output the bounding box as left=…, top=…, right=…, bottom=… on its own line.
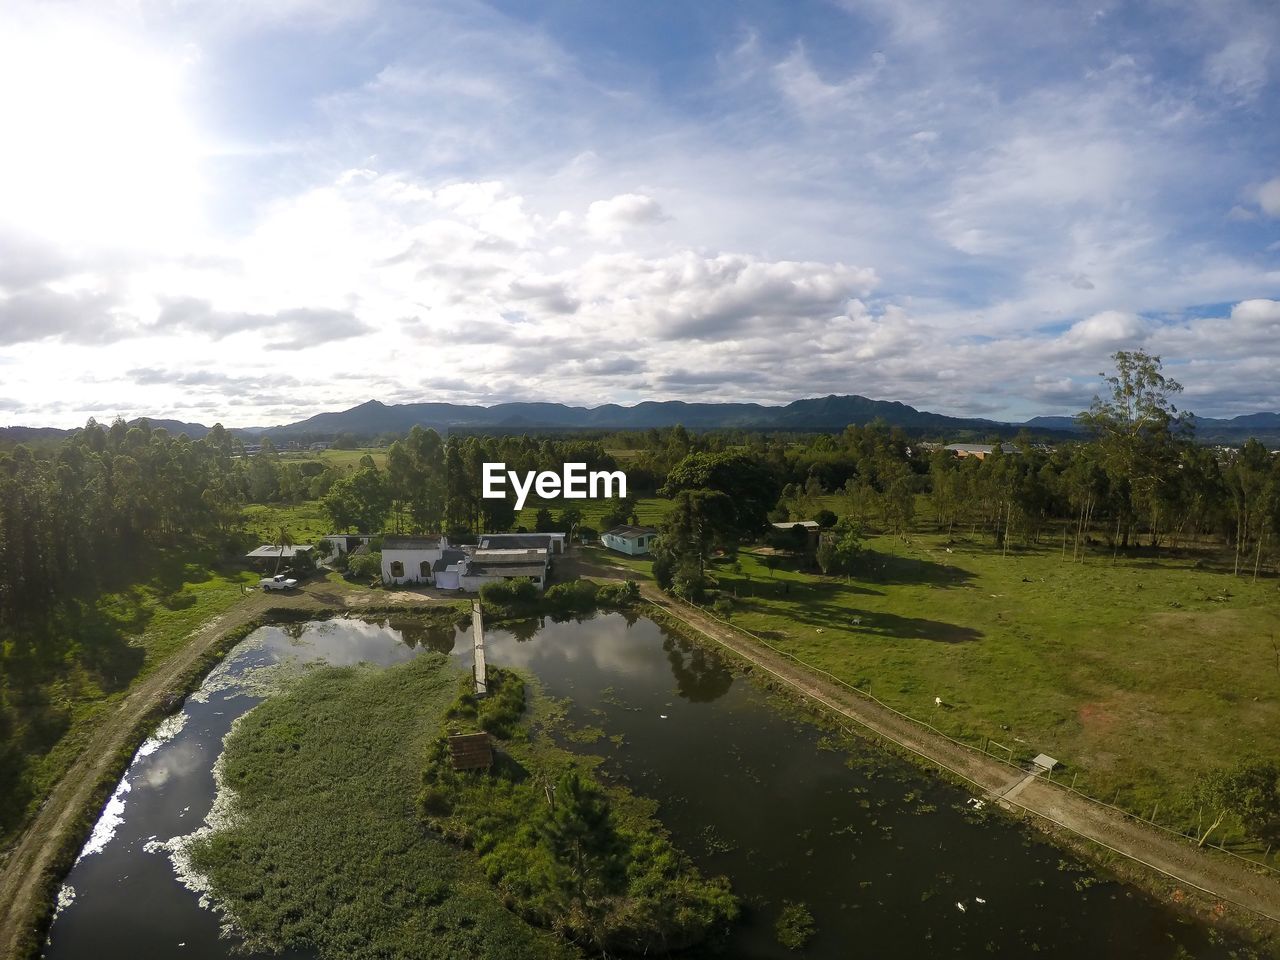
left=44, top=612, right=1240, bottom=958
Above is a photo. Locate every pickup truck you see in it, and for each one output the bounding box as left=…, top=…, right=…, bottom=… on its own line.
left=259, top=574, right=298, bottom=591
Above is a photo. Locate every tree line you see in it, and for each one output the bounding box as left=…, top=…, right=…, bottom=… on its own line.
left=0, top=419, right=243, bottom=634
left=649, top=352, right=1280, bottom=598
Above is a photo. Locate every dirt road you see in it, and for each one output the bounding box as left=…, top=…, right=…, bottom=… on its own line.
left=637, top=583, right=1280, bottom=931
left=0, top=582, right=443, bottom=959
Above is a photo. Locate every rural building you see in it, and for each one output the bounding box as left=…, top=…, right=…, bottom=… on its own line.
left=478, top=532, right=567, bottom=555
left=461, top=546, right=551, bottom=593
left=432, top=549, right=467, bottom=590
left=381, top=535, right=448, bottom=585
left=244, top=544, right=316, bottom=570
left=602, top=524, right=658, bottom=555
left=377, top=533, right=562, bottom=593
left=944, top=443, right=1019, bottom=460
left=318, top=533, right=377, bottom=557
left=769, top=520, right=821, bottom=549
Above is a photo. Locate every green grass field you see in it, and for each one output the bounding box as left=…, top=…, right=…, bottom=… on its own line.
left=591, top=531, right=1280, bottom=848
left=514, top=495, right=674, bottom=532
left=241, top=501, right=334, bottom=544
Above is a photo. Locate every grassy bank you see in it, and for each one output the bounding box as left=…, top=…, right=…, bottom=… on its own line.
left=187, top=654, right=571, bottom=960
left=598, top=532, right=1280, bottom=851
left=8, top=605, right=320, bottom=960
left=0, top=546, right=259, bottom=849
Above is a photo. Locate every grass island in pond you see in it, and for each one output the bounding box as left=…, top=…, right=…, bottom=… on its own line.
left=185, top=653, right=735, bottom=959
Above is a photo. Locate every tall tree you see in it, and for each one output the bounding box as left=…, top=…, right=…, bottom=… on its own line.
left=1077, top=350, right=1188, bottom=548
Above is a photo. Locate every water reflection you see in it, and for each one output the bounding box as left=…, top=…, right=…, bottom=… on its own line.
left=662, top=634, right=734, bottom=703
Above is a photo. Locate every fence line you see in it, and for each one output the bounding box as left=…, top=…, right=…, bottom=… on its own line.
left=644, top=591, right=1280, bottom=881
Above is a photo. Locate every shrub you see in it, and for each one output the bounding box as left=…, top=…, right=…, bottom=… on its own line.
left=479, top=579, right=539, bottom=609
left=544, top=579, right=598, bottom=613
left=347, top=551, right=382, bottom=581
left=711, top=597, right=733, bottom=620
left=596, top=580, right=639, bottom=606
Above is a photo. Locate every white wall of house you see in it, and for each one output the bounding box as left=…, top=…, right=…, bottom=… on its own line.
left=382, top=546, right=445, bottom=585
left=602, top=532, right=653, bottom=556
left=435, top=565, right=462, bottom=590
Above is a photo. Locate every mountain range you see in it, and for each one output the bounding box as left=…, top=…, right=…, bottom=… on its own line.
left=3, top=396, right=1278, bottom=445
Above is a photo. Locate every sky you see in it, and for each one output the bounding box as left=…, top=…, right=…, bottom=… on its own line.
left=1, top=0, right=1278, bottom=429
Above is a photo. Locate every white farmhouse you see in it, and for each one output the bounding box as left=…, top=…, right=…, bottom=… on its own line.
left=601, top=524, right=658, bottom=556
left=381, top=535, right=449, bottom=585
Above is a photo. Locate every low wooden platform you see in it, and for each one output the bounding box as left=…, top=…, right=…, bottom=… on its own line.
left=448, top=732, right=494, bottom=771
left=472, top=600, right=487, bottom=696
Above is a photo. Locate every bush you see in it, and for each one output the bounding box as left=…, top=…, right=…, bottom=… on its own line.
left=347, top=551, right=382, bottom=581
left=711, top=597, right=733, bottom=620
left=479, top=579, right=539, bottom=609
left=544, top=579, right=598, bottom=613
left=577, top=526, right=598, bottom=543
left=815, top=509, right=838, bottom=528
left=596, top=580, right=639, bottom=606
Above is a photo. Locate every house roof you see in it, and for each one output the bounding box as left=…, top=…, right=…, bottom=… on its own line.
left=604, top=524, right=658, bottom=538
left=382, top=536, right=444, bottom=550
left=466, top=564, right=546, bottom=578
left=471, top=548, right=547, bottom=566
left=245, top=544, right=315, bottom=559
left=478, top=533, right=564, bottom=550
left=944, top=442, right=1019, bottom=454
left=432, top=549, right=467, bottom=572
left=770, top=520, right=820, bottom=530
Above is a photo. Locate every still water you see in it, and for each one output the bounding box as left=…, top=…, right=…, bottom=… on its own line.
left=45, top=612, right=1241, bottom=958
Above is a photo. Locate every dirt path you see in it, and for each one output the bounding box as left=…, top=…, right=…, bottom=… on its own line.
left=0, top=581, right=442, bottom=959
left=627, top=580, right=1280, bottom=929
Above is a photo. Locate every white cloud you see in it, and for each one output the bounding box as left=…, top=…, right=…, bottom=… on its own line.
left=1258, top=177, right=1280, bottom=217
left=584, top=193, right=669, bottom=239
left=1062, top=310, right=1149, bottom=349
left=1, top=0, right=1279, bottom=427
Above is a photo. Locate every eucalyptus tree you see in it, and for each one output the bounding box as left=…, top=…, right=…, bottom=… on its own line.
left=1077, top=350, right=1188, bottom=549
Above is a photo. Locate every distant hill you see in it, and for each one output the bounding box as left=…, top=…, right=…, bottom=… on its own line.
left=2, top=396, right=1276, bottom=446
left=1024, top=412, right=1280, bottom=445
left=252, top=395, right=1015, bottom=439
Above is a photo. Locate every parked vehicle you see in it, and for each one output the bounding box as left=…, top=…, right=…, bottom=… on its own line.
left=259, top=574, right=298, bottom=591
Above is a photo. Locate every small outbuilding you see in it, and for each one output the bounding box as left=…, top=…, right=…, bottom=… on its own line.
left=244, top=544, right=316, bottom=571
left=602, top=524, right=659, bottom=556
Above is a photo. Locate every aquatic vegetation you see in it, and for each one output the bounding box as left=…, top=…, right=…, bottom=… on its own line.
left=182, top=655, right=574, bottom=960
left=775, top=900, right=816, bottom=950
left=419, top=669, right=739, bottom=955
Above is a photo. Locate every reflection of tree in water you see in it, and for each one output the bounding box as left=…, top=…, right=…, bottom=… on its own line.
left=662, top=636, right=733, bottom=703
left=505, top=617, right=544, bottom=644
left=390, top=619, right=457, bottom=655
left=281, top=621, right=308, bottom=641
